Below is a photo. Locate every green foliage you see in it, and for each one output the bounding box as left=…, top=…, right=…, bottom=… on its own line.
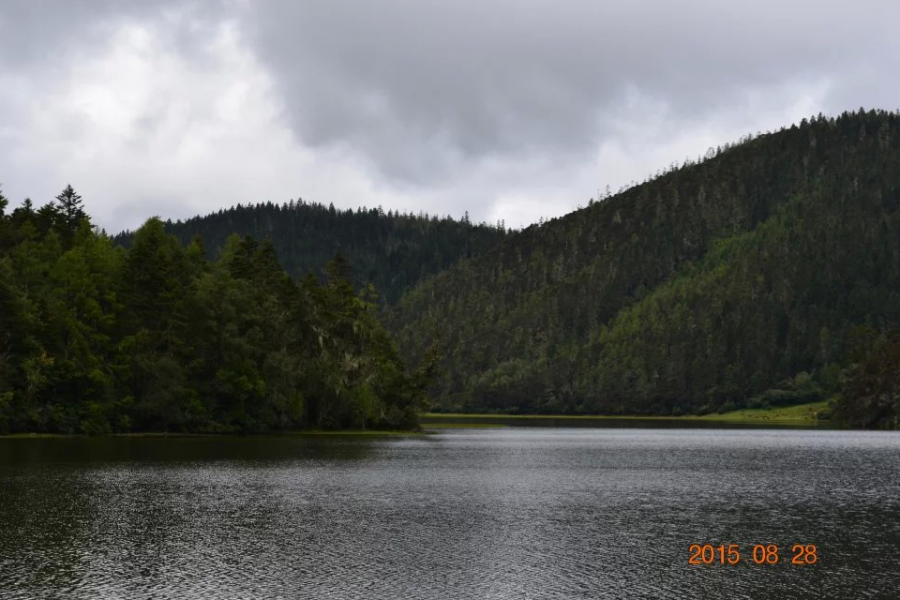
left=114, top=199, right=508, bottom=304
left=55, top=184, right=87, bottom=242
left=835, top=330, right=900, bottom=429
left=0, top=188, right=434, bottom=433
left=389, top=109, right=900, bottom=427
left=747, top=373, right=825, bottom=410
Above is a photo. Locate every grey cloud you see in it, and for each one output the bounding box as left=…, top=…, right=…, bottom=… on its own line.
left=1, top=0, right=899, bottom=231
left=241, top=0, right=899, bottom=181
left=0, top=0, right=232, bottom=71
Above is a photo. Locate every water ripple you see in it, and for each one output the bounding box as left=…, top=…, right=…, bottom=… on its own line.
left=1, top=429, right=899, bottom=599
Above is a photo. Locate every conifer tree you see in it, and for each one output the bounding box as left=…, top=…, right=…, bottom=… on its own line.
left=55, top=184, right=87, bottom=239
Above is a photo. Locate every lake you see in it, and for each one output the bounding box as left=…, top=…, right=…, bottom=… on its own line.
left=1, top=427, right=899, bottom=599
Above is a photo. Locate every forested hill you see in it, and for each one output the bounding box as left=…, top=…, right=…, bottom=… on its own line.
left=114, top=201, right=508, bottom=304
left=388, top=109, right=900, bottom=428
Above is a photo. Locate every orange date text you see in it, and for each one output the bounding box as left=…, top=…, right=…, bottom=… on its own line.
left=688, top=544, right=817, bottom=565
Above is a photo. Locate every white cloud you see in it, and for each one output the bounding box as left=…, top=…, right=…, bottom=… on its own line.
left=0, top=13, right=402, bottom=231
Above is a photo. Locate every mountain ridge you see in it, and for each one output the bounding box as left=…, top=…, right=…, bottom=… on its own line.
left=387, top=109, right=900, bottom=424
left=113, top=200, right=508, bottom=304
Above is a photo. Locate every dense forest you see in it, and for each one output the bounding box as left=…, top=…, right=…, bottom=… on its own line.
left=3, top=109, right=900, bottom=432
left=114, top=201, right=508, bottom=304
left=0, top=187, right=437, bottom=434
left=388, top=109, right=900, bottom=429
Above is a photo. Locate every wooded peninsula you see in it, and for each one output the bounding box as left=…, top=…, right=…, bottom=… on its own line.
left=0, top=188, right=438, bottom=434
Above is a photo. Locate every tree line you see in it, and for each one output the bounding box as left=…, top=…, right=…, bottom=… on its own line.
left=0, top=187, right=438, bottom=434
left=114, top=199, right=508, bottom=305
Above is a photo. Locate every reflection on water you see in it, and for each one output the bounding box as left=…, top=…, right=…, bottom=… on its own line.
left=1, top=429, right=899, bottom=599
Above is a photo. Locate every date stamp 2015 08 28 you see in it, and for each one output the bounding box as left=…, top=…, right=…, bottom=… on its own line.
left=689, top=543, right=818, bottom=566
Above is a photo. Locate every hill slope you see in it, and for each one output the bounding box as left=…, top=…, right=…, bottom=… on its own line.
left=388, top=110, right=900, bottom=418
left=115, top=201, right=508, bottom=304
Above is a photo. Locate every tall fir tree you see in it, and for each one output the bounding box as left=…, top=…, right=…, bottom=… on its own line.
left=55, top=184, right=87, bottom=240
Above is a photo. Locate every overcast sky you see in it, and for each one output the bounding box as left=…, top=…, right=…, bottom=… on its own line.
left=0, top=0, right=897, bottom=232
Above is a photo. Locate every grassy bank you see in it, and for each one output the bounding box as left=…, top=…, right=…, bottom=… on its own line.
left=422, top=400, right=833, bottom=427
left=694, top=400, right=831, bottom=423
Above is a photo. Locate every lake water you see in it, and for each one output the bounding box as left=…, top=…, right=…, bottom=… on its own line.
left=1, top=428, right=899, bottom=599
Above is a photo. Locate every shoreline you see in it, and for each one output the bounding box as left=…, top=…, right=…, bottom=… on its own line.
left=0, top=429, right=427, bottom=439
left=0, top=402, right=836, bottom=437
left=421, top=400, right=833, bottom=427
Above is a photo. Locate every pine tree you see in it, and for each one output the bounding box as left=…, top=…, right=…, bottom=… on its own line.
left=55, top=184, right=87, bottom=236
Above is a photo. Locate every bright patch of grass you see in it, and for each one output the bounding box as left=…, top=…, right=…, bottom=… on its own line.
left=696, top=400, right=831, bottom=422
left=422, top=401, right=832, bottom=425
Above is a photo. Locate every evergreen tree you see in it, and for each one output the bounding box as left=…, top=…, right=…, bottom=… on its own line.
left=55, top=184, right=87, bottom=238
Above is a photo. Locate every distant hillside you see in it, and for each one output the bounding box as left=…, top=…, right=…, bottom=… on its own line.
left=114, top=201, right=508, bottom=304
left=388, top=109, right=900, bottom=425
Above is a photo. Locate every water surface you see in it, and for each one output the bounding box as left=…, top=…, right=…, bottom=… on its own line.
left=1, top=428, right=898, bottom=599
